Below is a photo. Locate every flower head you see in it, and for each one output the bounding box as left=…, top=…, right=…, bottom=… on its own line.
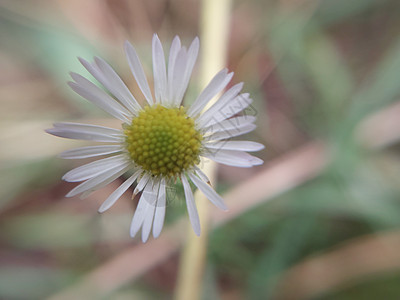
left=46, top=34, right=264, bottom=242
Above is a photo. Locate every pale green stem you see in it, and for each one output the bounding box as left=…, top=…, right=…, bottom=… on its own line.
left=174, top=0, right=232, bottom=299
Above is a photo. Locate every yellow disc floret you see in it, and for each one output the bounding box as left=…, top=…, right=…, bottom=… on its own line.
left=124, top=105, right=202, bottom=178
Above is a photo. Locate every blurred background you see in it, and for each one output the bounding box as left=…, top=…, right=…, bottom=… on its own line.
left=1, top=0, right=400, bottom=299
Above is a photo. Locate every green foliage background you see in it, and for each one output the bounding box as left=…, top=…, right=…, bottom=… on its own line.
left=1, top=0, right=400, bottom=299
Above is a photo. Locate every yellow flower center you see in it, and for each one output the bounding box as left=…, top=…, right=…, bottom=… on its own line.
left=124, top=105, right=202, bottom=178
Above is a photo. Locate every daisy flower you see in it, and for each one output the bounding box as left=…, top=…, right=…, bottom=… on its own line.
left=46, top=34, right=263, bottom=242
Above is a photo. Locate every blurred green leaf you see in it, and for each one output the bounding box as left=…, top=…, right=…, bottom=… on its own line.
left=247, top=216, right=320, bottom=300
left=276, top=165, right=400, bottom=229
left=304, top=32, right=353, bottom=123
left=315, top=0, right=389, bottom=26
left=268, top=9, right=354, bottom=133
left=320, top=271, right=400, bottom=300
left=1, top=213, right=98, bottom=249
left=348, top=36, right=400, bottom=123
left=0, top=8, right=99, bottom=112
left=202, top=263, right=221, bottom=300
left=0, top=266, right=74, bottom=299
left=0, top=158, right=63, bottom=210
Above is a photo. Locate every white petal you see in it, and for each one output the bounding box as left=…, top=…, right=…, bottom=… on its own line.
left=170, top=47, right=188, bottom=106
left=60, top=145, right=122, bottom=159
left=152, top=34, right=167, bottom=104
left=173, top=37, right=199, bottom=106
left=66, top=162, right=130, bottom=197
left=53, top=122, right=121, bottom=132
left=93, top=57, right=141, bottom=112
left=46, top=129, right=121, bottom=143
left=203, top=116, right=256, bottom=134
left=134, top=172, right=151, bottom=194
left=152, top=178, right=166, bottom=238
left=53, top=122, right=121, bottom=135
left=182, top=175, right=200, bottom=236
left=141, top=180, right=159, bottom=242
left=62, top=154, right=127, bottom=182
left=98, top=170, right=141, bottom=213
left=79, top=166, right=130, bottom=199
left=46, top=123, right=123, bottom=143
left=167, top=36, right=182, bottom=105
left=130, top=180, right=155, bottom=238
left=141, top=204, right=155, bottom=243
left=204, top=141, right=265, bottom=152
left=188, top=173, right=227, bottom=211
left=130, top=198, right=148, bottom=238
left=124, top=40, right=154, bottom=105
left=69, top=73, right=131, bottom=123
left=187, top=69, right=233, bottom=117
left=79, top=57, right=141, bottom=114
left=196, top=82, right=244, bottom=128
left=203, top=93, right=253, bottom=127
left=204, top=123, right=256, bottom=141
left=203, top=149, right=263, bottom=167
left=194, top=166, right=210, bottom=184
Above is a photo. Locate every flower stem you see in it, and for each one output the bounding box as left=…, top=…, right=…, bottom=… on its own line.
left=174, top=0, right=231, bottom=299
